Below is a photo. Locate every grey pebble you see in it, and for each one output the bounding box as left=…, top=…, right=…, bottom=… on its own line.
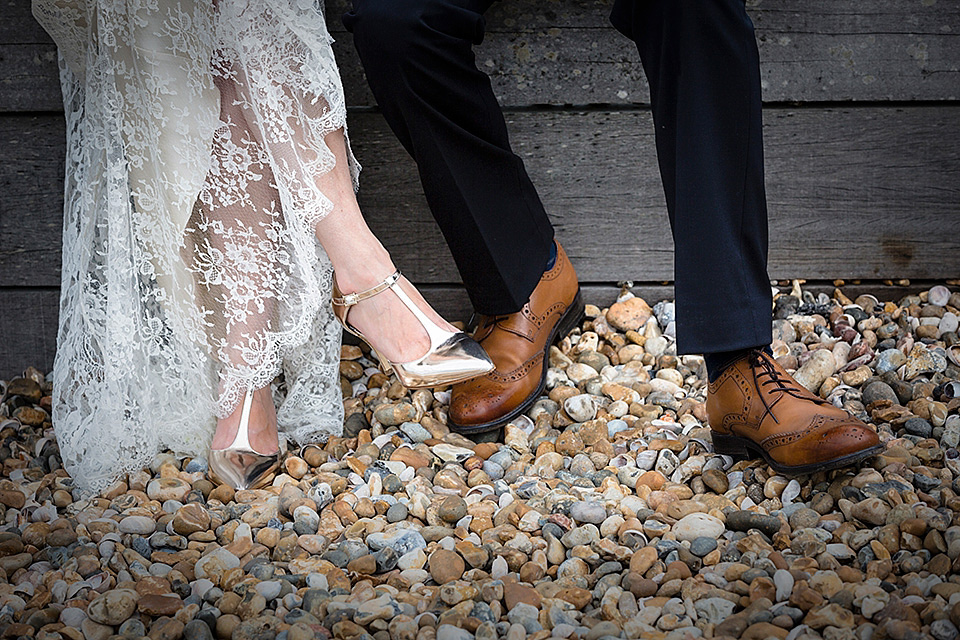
left=386, top=502, right=409, bottom=523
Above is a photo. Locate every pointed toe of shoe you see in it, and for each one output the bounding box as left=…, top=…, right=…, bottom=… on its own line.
left=208, top=449, right=279, bottom=491
left=440, top=332, right=495, bottom=375
left=393, top=332, right=494, bottom=389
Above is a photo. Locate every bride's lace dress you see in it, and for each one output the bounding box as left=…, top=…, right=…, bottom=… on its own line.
left=32, top=0, right=354, bottom=495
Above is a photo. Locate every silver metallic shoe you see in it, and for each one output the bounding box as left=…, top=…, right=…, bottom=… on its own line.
left=332, top=270, right=494, bottom=389
left=208, top=386, right=280, bottom=490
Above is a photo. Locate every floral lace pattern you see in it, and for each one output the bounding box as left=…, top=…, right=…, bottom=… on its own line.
left=33, top=0, right=354, bottom=495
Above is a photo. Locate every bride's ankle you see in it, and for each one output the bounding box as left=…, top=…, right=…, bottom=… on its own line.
left=212, top=386, right=279, bottom=452
left=333, top=256, right=397, bottom=294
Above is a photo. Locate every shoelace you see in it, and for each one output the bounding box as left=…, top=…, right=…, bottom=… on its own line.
left=472, top=313, right=515, bottom=344
left=750, top=349, right=830, bottom=425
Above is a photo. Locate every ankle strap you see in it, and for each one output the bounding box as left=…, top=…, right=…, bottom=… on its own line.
left=333, top=270, right=401, bottom=307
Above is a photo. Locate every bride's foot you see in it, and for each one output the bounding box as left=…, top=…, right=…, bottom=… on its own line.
left=212, top=386, right=279, bottom=454
left=332, top=261, right=493, bottom=389
left=334, top=269, right=458, bottom=365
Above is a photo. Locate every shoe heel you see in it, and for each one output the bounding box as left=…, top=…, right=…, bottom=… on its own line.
left=554, top=290, right=586, bottom=342
left=372, top=349, right=393, bottom=375
left=711, top=432, right=751, bottom=459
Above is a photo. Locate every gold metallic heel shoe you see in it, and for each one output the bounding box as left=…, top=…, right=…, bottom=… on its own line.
left=208, top=386, right=280, bottom=490
left=332, top=270, right=494, bottom=389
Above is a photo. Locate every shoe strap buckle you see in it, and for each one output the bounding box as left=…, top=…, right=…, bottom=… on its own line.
left=333, top=270, right=402, bottom=307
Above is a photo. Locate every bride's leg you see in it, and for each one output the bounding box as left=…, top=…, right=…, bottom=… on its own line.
left=311, top=129, right=458, bottom=365
left=202, top=73, right=280, bottom=454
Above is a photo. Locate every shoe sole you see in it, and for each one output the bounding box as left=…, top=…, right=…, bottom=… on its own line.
left=711, top=432, right=885, bottom=476
left=449, top=289, right=586, bottom=435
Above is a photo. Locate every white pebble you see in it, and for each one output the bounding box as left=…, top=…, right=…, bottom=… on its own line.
left=781, top=479, right=801, bottom=505
left=491, top=556, right=509, bottom=579
left=774, top=569, right=794, bottom=602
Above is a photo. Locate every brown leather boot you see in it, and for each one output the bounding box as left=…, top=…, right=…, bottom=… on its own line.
left=707, top=349, right=882, bottom=475
left=449, top=241, right=583, bottom=434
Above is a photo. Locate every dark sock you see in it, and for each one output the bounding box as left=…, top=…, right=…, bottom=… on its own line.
left=544, top=242, right=557, bottom=271
left=704, top=346, right=770, bottom=383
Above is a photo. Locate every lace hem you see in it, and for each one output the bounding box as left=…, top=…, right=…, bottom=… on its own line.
left=35, top=0, right=352, bottom=495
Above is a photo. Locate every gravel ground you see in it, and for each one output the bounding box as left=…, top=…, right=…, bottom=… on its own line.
left=1, top=282, right=959, bottom=640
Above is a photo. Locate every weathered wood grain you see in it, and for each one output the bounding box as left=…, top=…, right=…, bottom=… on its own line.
left=0, top=115, right=65, bottom=285
left=3, top=106, right=959, bottom=287
left=1, top=0, right=51, bottom=43
left=4, top=0, right=959, bottom=111
left=0, top=44, right=61, bottom=112
left=0, top=288, right=59, bottom=378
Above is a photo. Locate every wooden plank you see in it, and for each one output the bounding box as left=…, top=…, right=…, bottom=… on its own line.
left=4, top=0, right=959, bottom=112
left=0, top=44, right=62, bottom=112
left=1, top=0, right=53, bottom=43
left=366, top=107, right=960, bottom=282
left=0, top=115, right=64, bottom=285
left=3, top=106, right=959, bottom=286
left=0, top=288, right=59, bottom=379
left=1, top=0, right=60, bottom=110
left=4, top=281, right=947, bottom=378
left=749, top=1, right=960, bottom=103
left=0, top=284, right=649, bottom=378
left=344, top=0, right=960, bottom=104
left=473, top=0, right=960, bottom=105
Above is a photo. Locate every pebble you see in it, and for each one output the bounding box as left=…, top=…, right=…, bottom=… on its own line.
left=87, top=589, right=138, bottom=625
left=2, top=284, right=959, bottom=640
left=438, top=495, right=467, bottom=522
left=429, top=549, right=465, bottom=584
left=904, top=416, right=933, bottom=438
left=702, top=468, right=729, bottom=493
left=606, top=296, right=652, bottom=332
left=875, top=349, right=907, bottom=374
left=564, top=394, right=599, bottom=422
left=118, top=515, right=157, bottom=535
left=689, top=536, right=718, bottom=557
left=793, top=348, right=835, bottom=392
left=929, top=285, right=951, bottom=306
left=194, top=548, right=240, bottom=580
left=385, top=502, right=408, bottom=523
left=774, top=569, right=795, bottom=602
left=726, top=510, right=783, bottom=537
left=399, top=421, right=432, bottom=442
left=904, top=343, right=948, bottom=379
left=569, top=500, right=607, bottom=524
left=366, top=529, right=426, bottom=555
left=672, top=513, right=725, bottom=542
left=695, top=597, right=737, bottom=625
left=851, top=497, right=890, bottom=526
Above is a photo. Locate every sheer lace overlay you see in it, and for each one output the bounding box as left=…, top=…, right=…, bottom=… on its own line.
left=33, top=0, right=355, bottom=495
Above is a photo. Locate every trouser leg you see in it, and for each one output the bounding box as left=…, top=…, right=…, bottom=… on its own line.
left=611, top=0, right=773, bottom=354
left=343, top=0, right=555, bottom=314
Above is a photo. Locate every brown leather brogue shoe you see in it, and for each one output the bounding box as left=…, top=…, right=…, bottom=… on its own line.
left=449, top=241, right=583, bottom=434
left=707, top=349, right=882, bottom=475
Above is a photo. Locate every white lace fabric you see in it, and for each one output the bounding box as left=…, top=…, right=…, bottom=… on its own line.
left=32, top=0, right=354, bottom=495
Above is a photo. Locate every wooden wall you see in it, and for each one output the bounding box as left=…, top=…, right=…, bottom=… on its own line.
left=2, top=0, right=959, bottom=376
